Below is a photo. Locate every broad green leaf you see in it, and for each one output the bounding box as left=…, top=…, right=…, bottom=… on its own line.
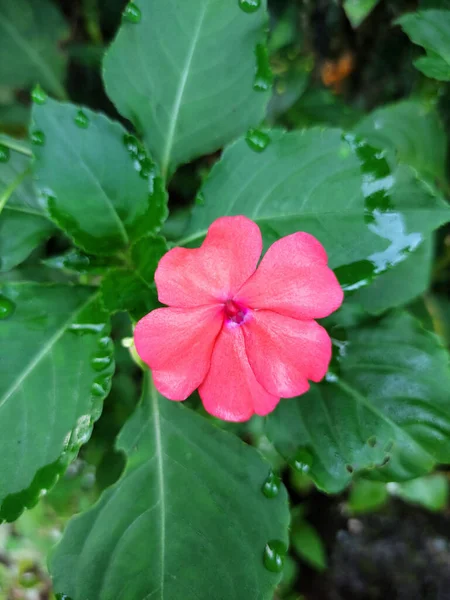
left=0, top=0, right=69, bottom=98
left=100, top=234, right=167, bottom=321
left=0, top=283, right=114, bottom=522
left=397, top=10, right=450, bottom=81
left=291, top=521, right=327, bottom=571
left=182, top=129, right=450, bottom=290
left=354, top=100, right=447, bottom=185
left=266, top=312, right=450, bottom=493
left=343, top=0, right=380, bottom=27
left=388, top=473, right=449, bottom=511
left=50, top=375, right=290, bottom=600
left=348, top=480, right=388, bottom=513
left=0, top=144, right=54, bottom=272
left=31, top=99, right=167, bottom=255
left=103, top=0, right=270, bottom=177
left=350, top=237, right=433, bottom=314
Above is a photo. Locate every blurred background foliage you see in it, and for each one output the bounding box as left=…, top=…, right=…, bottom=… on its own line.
left=1, top=0, right=450, bottom=598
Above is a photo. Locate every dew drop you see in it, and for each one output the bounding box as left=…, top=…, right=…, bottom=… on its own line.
left=0, top=144, right=10, bottom=163
left=262, top=471, right=280, bottom=498
left=263, top=540, right=287, bottom=573
left=74, top=109, right=89, bottom=129
left=123, top=133, right=140, bottom=158
left=292, top=448, right=313, bottom=474
left=0, top=295, right=15, bottom=319
left=31, top=130, right=46, bottom=146
left=238, top=0, right=261, bottom=13
left=122, top=2, right=141, bottom=23
left=195, top=192, right=205, bottom=206
left=31, top=84, right=47, bottom=105
left=380, top=455, right=391, bottom=467
left=367, top=436, right=377, bottom=448
left=68, top=322, right=105, bottom=335
left=91, top=352, right=113, bottom=372
left=97, top=335, right=112, bottom=350
left=91, top=375, right=112, bottom=398
left=253, top=44, right=273, bottom=92
left=246, top=128, right=271, bottom=152
left=384, top=440, right=394, bottom=453
left=139, top=157, right=154, bottom=179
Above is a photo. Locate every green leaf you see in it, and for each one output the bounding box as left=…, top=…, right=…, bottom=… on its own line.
left=103, top=0, right=270, bottom=178
left=0, top=0, right=69, bottom=98
left=397, top=10, right=450, bottom=81
left=100, top=234, right=168, bottom=321
left=348, top=480, right=389, bottom=513
left=350, top=237, right=433, bottom=314
left=266, top=312, right=450, bottom=493
left=0, top=282, right=114, bottom=522
left=50, top=375, right=290, bottom=600
left=354, top=100, right=447, bottom=185
left=181, top=129, right=450, bottom=290
left=0, top=145, right=54, bottom=272
left=388, top=473, right=449, bottom=511
left=343, top=0, right=380, bottom=28
left=291, top=521, right=327, bottom=571
left=31, top=99, right=167, bottom=255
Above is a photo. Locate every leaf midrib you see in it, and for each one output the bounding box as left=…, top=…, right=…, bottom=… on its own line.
left=0, top=12, right=66, bottom=99
left=0, top=291, right=96, bottom=411
left=160, top=0, right=210, bottom=178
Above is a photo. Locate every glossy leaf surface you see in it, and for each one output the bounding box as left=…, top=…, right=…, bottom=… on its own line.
left=50, top=376, right=290, bottom=600
left=103, top=0, right=270, bottom=177
left=343, top=0, right=380, bottom=27
left=182, top=129, right=450, bottom=290
left=397, top=9, right=450, bottom=80
left=31, top=99, right=167, bottom=255
left=266, top=312, right=450, bottom=493
left=0, top=0, right=68, bottom=97
left=0, top=283, right=114, bottom=522
left=0, top=145, right=54, bottom=272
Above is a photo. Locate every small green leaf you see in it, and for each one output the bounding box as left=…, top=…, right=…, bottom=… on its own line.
left=343, top=0, right=380, bottom=28
left=0, top=0, right=69, bottom=97
left=0, top=283, right=114, bottom=522
left=388, top=473, right=449, bottom=511
left=348, top=479, right=389, bottom=513
left=397, top=10, right=450, bottom=81
left=291, top=521, right=327, bottom=571
left=182, top=129, right=450, bottom=291
left=0, top=144, right=54, bottom=272
left=31, top=99, right=167, bottom=255
left=266, top=312, right=450, bottom=493
left=100, top=234, right=167, bottom=321
left=103, top=0, right=270, bottom=177
left=50, top=375, right=290, bottom=600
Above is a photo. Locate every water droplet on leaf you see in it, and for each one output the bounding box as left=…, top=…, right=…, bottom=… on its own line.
left=74, top=109, right=89, bottom=128
left=31, top=84, right=47, bottom=105
left=367, top=436, right=377, bottom=447
left=262, top=471, right=280, bottom=498
left=238, top=0, right=261, bottom=13
left=292, top=448, right=314, bottom=474
left=122, top=2, right=141, bottom=23
left=123, top=134, right=140, bottom=158
left=195, top=192, right=205, bottom=206
left=254, top=44, right=273, bottom=92
left=0, top=295, right=15, bottom=319
left=31, top=130, right=45, bottom=146
left=91, top=375, right=112, bottom=397
left=68, top=322, right=105, bottom=335
left=246, top=128, right=270, bottom=152
left=263, top=540, right=287, bottom=573
left=0, top=144, right=10, bottom=163
left=91, top=352, right=113, bottom=372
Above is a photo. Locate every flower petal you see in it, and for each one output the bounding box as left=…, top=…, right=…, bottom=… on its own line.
left=134, top=305, right=223, bottom=400
left=199, top=324, right=279, bottom=422
left=235, top=232, right=343, bottom=319
left=243, top=310, right=331, bottom=397
left=156, top=216, right=262, bottom=307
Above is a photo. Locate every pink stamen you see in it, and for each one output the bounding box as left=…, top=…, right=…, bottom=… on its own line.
left=225, top=299, right=247, bottom=325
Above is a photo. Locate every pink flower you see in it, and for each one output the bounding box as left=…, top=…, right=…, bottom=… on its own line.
left=134, top=216, right=343, bottom=422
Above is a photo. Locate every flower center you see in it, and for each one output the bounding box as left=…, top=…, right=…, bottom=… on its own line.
left=224, top=299, right=248, bottom=325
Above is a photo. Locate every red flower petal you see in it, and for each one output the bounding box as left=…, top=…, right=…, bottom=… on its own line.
left=199, top=325, right=279, bottom=422
left=134, top=305, right=223, bottom=400
left=155, top=216, right=262, bottom=307
left=243, top=310, right=331, bottom=397
left=235, top=232, right=343, bottom=319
